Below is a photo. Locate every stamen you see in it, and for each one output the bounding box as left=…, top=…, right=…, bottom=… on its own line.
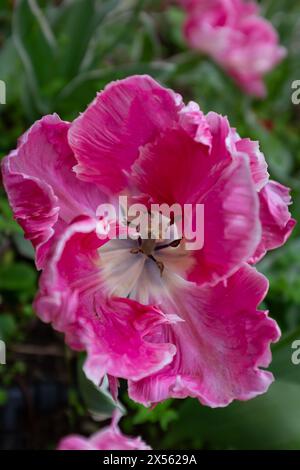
left=148, top=254, right=164, bottom=277
left=155, top=238, right=182, bottom=252
left=130, top=234, right=182, bottom=277
left=130, top=247, right=142, bottom=254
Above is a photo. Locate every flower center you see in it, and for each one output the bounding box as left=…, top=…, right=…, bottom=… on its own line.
left=97, top=210, right=195, bottom=304
left=130, top=236, right=182, bottom=276
left=98, top=234, right=194, bottom=305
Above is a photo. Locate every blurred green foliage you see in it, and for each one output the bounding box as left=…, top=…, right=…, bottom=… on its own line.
left=0, top=0, right=300, bottom=450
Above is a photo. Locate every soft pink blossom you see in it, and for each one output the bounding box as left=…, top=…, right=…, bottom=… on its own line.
left=2, top=75, right=295, bottom=407
left=57, top=411, right=150, bottom=450
left=180, top=0, right=286, bottom=97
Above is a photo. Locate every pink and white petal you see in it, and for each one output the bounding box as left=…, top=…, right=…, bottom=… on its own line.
left=226, top=130, right=269, bottom=191
left=188, top=156, right=261, bottom=286
left=129, top=265, right=280, bottom=408
left=58, top=411, right=151, bottom=450
left=58, top=436, right=94, bottom=450
left=34, top=218, right=176, bottom=381
left=89, top=428, right=150, bottom=451
left=33, top=217, right=104, bottom=349
left=132, top=118, right=232, bottom=208
left=19, top=115, right=107, bottom=221
left=1, top=152, right=59, bottom=269
left=229, top=70, right=267, bottom=98
left=108, top=375, right=120, bottom=402
left=34, top=218, right=67, bottom=269
left=132, top=130, right=209, bottom=206
left=68, top=75, right=182, bottom=193
left=251, top=181, right=296, bottom=263
left=178, top=101, right=212, bottom=149
left=34, top=217, right=127, bottom=340
left=82, top=297, right=177, bottom=385
left=1, top=114, right=106, bottom=268
left=239, top=139, right=269, bottom=190
left=90, top=411, right=151, bottom=450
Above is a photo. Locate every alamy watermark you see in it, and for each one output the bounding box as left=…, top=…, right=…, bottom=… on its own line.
left=291, top=80, right=300, bottom=105
left=0, top=340, right=6, bottom=365
left=95, top=196, right=205, bottom=250
left=291, top=340, right=300, bottom=365
left=0, top=80, right=6, bottom=105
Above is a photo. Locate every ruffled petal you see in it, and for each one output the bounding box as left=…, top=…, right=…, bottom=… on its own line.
left=178, top=101, right=212, bottom=149
left=1, top=114, right=105, bottom=268
left=251, top=181, right=296, bottom=263
left=34, top=218, right=176, bottom=382
left=188, top=156, right=261, bottom=285
left=226, top=130, right=269, bottom=191
left=132, top=113, right=232, bottom=207
left=1, top=151, right=59, bottom=269
left=82, top=297, right=176, bottom=384
left=129, top=265, right=280, bottom=408
left=33, top=217, right=103, bottom=348
left=68, top=75, right=181, bottom=193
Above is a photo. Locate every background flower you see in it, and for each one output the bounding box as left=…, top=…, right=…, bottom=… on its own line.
left=58, top=411, right=151, bottom=450
left=180, top=0, right=286, bottom=97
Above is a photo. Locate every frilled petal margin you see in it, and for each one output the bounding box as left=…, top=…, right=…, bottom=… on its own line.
left=68, top=75, right=182, bottom=193
left=1, top=114, right=105, bottom=268
left=251, top=181, right=296, bottom=263
left=128, top=265, right=280, bottom=408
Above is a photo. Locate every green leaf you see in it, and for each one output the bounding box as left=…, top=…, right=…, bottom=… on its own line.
left=0, top=262, right=36, bottom=292
left=270, top=327, right=300, bottom=384
left=56, top=62, right=175, bottom=118
left=244, top=109, right=293, bottom=182
left=77, top=358, right=122, bottom=420
left=12, top=233, right=35, bottom=260
left=0, top=313, right=17, bottom=342
left=0, top=38, right=21, bottom=100
left=132, top=399, right=178, bottom=431
left=0, top=197, right=23, bottom=234
left=13, top=0, right=57, bottom=113
left=54, top=0, right=119, bottom=80
left=163, top=381, right=300, bottom=449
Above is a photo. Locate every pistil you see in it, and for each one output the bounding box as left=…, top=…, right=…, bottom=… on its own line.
left=130, top=236, right=182, bottom=276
